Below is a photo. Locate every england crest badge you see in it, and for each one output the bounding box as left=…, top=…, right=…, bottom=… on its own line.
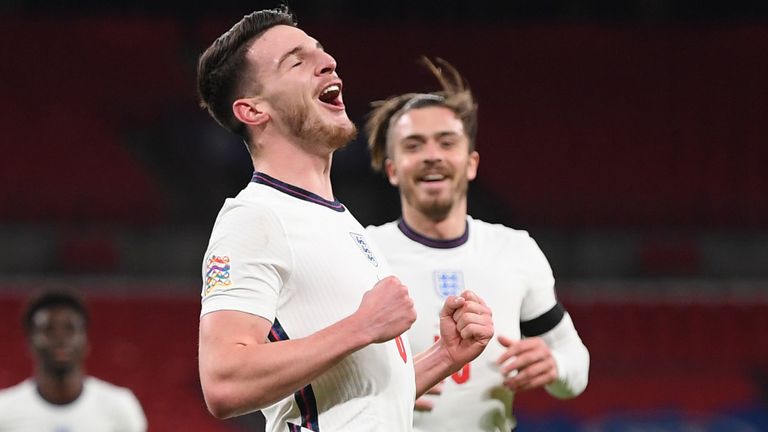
left=433, top=270, right=464, bottom=299
left=350, top=232, right=379, bottom=267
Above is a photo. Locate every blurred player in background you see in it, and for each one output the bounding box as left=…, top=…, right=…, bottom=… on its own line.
left=365, top=58, right=590, bottom=432
left=0, top=290, right=147, bottom=431
left=195, top=6, right=494, bottom=432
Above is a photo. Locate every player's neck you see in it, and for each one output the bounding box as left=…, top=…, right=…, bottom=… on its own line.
left=251, top=134, right=335, bottom=201
left=401, top=202, right=467, bottom=240
left=35, top=367, right=85, bottom=405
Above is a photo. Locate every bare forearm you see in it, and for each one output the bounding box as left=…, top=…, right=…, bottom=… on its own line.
left=200, top=314, right=369, bottom=418
left=413, top=342, right=454, bottom=398
left=199, top=276, right=418, bottom=418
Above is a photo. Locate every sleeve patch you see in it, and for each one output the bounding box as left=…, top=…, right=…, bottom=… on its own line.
left=204, top=255, right=232, bottom=296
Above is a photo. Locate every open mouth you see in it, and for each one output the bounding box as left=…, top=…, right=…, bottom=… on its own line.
left=318, top=83, right=343, bottom=107
left=420, top=174, right=446, bottom=182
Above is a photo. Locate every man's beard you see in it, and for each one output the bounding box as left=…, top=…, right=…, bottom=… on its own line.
left=408, top=193, right=453, bottom=221
left=277, top=97, right=357, bottom=151
left=402, top=176, right=469, bottom=222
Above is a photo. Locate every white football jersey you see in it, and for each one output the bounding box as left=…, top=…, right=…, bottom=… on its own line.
left=201, top=172, right=415, bottom=432
left=367, top=217, right=559, bottom=432
left=0, top=377, right=147, bottom=432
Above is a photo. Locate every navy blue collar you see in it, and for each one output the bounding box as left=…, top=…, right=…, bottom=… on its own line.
left=251, top=172, right=345, bottom=212
left=397, top=218, right=469, bottom=249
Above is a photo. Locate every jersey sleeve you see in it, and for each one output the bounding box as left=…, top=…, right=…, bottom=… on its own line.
left=200, top=203, right=292, bottom=323
left=516, top=234, right=590, bottom=398
left=518, top=235, right=558, bottom=322
left=541, top=313, right=591, bottom=399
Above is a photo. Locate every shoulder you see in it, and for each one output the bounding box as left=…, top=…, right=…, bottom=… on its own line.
left=85, top=377, right=144, bottom=412
left=218, top=185, right=284, bottom=223
left=469, top=217, right=552, bottom=271
left=210, top=190, right=288, bottom=242
left=469, top=217, right=540, bottom=250
left=86, top=377, right=138, bottom=401
left=365, top=220, right=405, bottom=252
left=86, top=377, right=147, bottom=429
left=365, top=220, right=399, bottom=238
left=0, top=379, right=34, bottom=404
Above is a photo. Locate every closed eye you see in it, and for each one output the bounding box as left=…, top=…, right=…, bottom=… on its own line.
left=403, top=141, right=423, bottom=152
left=292, top=61, right=303, bottom=68
left=441, top=140, right=458, bottom=148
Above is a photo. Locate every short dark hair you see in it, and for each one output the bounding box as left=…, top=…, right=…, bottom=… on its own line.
left=23, top=290, right=89, bottom=333
left=366, top=57, right=478, bottom=172
left=197, top=6, right=297, bottom=138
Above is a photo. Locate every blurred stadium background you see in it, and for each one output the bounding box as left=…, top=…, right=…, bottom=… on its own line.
left=1, top=1, right=768, bottom=430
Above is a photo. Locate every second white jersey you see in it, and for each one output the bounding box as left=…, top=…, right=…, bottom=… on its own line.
left=367, top=217, right=557, bottom=432
left=201, top=172, right=415, bottom=432
left=0, top=377, right=147, bottom=432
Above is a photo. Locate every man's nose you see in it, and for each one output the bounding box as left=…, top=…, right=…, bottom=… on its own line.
left=315, top=50, right=337, bottom=76
left=423, top=141, right=443, bottom=162
left=49, top=326, right=74, bottom=341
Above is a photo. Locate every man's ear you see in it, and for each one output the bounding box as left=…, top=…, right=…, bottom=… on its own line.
left=232, top=97, right=270, bottom=127
left=385, top=158, right=399, bottom=186
left=467, top=150, right=479, bottom=181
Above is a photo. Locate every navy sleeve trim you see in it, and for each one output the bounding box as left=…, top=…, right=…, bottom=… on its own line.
left=520, top=302, right=565, bottom=337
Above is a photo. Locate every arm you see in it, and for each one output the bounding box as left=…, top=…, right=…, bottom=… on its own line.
left=199, top=311, right=368, bottom=418
left=495, top=233, right=589, bottom=398
left=414, top=291, right=494, bottom=398
left=413, top=383, right=444, bottom=411
left=199, top=276, right=416, bottom=419
left=497, top=311, right=589, bottom=398
left=540, top=312, right=589, bottom=398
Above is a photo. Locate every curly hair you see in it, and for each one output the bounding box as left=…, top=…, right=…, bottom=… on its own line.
left=365, top=57, right=478, bottom=172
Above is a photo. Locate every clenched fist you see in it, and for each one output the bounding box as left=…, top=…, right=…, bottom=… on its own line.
left=439, top=290, right=494, bottom=371
left=355, top=276, right=416, bottom=344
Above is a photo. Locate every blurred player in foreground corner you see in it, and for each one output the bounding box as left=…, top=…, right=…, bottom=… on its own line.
left=365, top=57, right=590, bottom=432
left=0, top=290, right=147, bottom=431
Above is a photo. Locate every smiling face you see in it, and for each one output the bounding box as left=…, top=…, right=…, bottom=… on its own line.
left=244, top=25, right=356, bottom=151
left=28, top=305, right=88, bottom=376
left=386, top=105, right=479, bottom=221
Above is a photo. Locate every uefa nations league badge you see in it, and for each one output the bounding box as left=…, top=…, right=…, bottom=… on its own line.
left=433, top=271, right=464, bottom=299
